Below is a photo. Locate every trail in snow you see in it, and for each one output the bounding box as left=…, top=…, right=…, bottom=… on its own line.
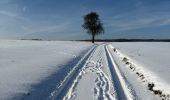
left=1, top=40, right=165, bottom=100
left=94, top=64, right=115, bottom=100
left=63, top=45, right=116, bottom=100
left=62, top=44, right=136, bottom=100
left=21, top=43, right=160, bottom=100
left=49, top=45, right=97, bottom=100
left=105, top=45, right=134, bottom=100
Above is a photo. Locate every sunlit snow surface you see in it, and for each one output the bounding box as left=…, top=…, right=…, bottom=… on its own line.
left=0, top=40, right=93, bottom=100
left=111, top=42, right=170, bottom=93
left=0, top=40, right=170, bottom=100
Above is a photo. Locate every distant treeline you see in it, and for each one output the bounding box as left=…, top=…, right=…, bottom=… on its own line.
left=76, top=39, right=170, bottom=42
left=20, top=39, right=42, bottom=41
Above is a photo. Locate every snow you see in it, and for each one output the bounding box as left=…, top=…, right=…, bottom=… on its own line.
left=106, top=46, right=134, bottom=100
left=111, top=42, right=170, bottom=98
left=68, top=72, right=97, bottom=100
left=108, top=44, right=158, bottom=100
left=64, top=45, right=116, bottom=100
left=1, top=40, right=170, bottom=100
left=63, top=43, right=162, bottom=100
left=0, top=40, right=93, bottom=100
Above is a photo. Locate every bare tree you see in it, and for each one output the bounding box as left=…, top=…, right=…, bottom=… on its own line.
left=82, top=12, right=104, bottom=43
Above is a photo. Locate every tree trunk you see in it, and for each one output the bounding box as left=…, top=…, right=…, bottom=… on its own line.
left=92, top=34, right=95, bottom=43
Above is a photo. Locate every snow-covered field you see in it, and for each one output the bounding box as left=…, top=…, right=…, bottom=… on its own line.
left=111, top=42, right=170, bottom=99
left=111, top=42, right=170, bottom=84
left=0, top=40, right=93, bottom=100
left=0, top=40, right=170, bottom=100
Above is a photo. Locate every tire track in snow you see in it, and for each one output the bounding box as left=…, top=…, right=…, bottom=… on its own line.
left=63, top=45, right=115, bottom=100
left=62, top=45, right=100, bottom=100
left=54, top=44, right=136, bottom=100
left=49, top=45, right=97, bottom=100
left=105, top=45, right=134, bottom=100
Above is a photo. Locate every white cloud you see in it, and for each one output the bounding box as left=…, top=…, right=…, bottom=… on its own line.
left=21, top=21, right=74, bottom=35
left=106, top=15, right=170, bottom=32
left=0, top=10, right=17, bottom=17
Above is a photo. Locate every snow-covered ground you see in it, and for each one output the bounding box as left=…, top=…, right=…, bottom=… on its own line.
left=63, top=44, right=116, bottom=100
left=1, top=40, right=170, bottom=100
left=62, top=43, right=163, bottom=100
left=0, top=40, right=93, bottom=100
left=111, top=42, right=170, bottom=99
left=111, top=42, right=170, bottom=83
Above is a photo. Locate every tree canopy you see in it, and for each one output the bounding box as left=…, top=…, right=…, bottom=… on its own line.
left=82, top=12, right=104, bottom=43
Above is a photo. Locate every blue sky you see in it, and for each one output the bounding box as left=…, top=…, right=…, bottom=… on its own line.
left=0, top=0, right=170, bottom=40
